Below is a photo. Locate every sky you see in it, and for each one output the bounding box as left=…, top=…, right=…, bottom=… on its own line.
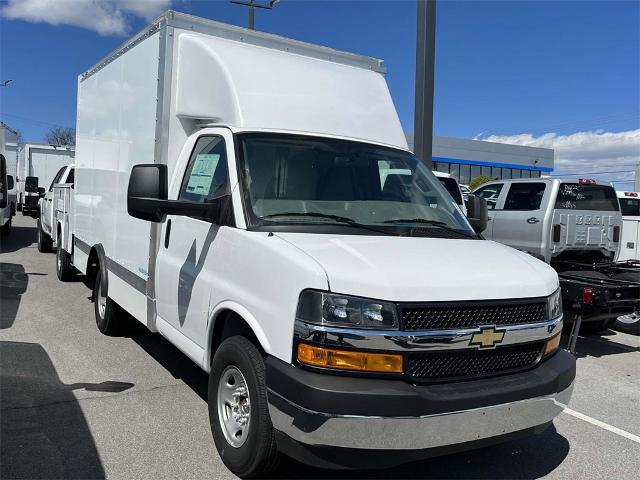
left=0, top=0, right=638, bottom=188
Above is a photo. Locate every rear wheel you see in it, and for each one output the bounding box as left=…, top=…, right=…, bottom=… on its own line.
left=16, top=202, right=21, bottom=212
left=93, top=268, right=124, bottom=336
left=56, top=244, right=75, bottom=281
left=209, top=336, right=279, bottom=478
left=37, top=218, right=53, bottom=252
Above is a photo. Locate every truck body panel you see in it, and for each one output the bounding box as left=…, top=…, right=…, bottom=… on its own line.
left=17, top=144, right=74, bottom=215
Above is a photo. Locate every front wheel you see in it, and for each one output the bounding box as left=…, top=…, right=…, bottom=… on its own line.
left=56, top=245, right=75, bottom=281
left=614, top=312, right=640, bottom=335
left=209, top=336, right=279, bottom=478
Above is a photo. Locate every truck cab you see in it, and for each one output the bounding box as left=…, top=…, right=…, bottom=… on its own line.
left=37, top=163, right=74, bottom=253
left=474, top=178, right=622, bottom=264
left=617, top=191, right=640, bottom=261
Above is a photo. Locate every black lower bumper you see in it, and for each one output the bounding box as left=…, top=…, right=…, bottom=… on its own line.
left=266, top=349, right=575, bottom=418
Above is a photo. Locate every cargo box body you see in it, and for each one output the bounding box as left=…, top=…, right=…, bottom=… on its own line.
left=72, top=11, right=407, bottom=328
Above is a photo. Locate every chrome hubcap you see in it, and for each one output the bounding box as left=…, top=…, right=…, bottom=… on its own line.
left=97, top=280, right=107, bottom=319
left=217, top=366, right=251, bottom=448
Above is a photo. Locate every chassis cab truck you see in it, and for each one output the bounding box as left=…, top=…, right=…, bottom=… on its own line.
left=63, top=11, right=575, bottom=476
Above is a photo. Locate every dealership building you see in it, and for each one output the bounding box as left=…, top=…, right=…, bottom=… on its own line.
left=407, top=134, right=555, bottom=186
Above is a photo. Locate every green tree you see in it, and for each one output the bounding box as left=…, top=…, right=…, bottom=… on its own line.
left=469, top=175, right=493, bottom=190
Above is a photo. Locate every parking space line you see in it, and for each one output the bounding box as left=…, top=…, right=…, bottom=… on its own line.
left=562, top=407, right=640, bottom=444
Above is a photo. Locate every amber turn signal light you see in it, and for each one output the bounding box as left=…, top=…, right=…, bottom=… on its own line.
left=544, top=334, right=561, bottom=357
left=297, top=343, right=403, bottom=373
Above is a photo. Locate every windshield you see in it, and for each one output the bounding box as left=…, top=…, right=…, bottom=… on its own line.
left=554, top=183, right=619, bottom=211
left=237, top=133, right=474, bottom=238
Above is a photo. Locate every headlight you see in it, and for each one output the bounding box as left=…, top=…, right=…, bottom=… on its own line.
left=296, top=290, right=399, bottom=330
left=547, top=288, right=562, bottom=319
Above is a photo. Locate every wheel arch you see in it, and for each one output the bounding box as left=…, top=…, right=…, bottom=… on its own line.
left=203, top=302, right=272, bottom=373
left=87, top=244, right=108, bottom=293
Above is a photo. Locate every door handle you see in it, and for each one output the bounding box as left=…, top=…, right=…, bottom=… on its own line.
left=526, top=217, right=540, bottom=224
left=164, top=219, right=172, bottom=248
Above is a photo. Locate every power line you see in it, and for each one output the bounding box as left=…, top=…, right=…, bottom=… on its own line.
left=1, top=113, right=74, bottom=129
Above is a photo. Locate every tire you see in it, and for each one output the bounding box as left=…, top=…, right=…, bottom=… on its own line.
left=0, top=217, right=11, bottom=235
left=56, top=244, right=75, bottom=281
left=37, top=218, right=53, bottom=253
left=209, top=336, right=279, bottom=478
left=614, top=312, right=640, bottom=335
left=93, top=267, right=124, bottom=336
left=16, top=202, right=21, bottom=212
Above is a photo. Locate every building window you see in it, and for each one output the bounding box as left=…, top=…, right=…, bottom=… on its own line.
left=449, top=163, right=460, bottom=182
left=521, top=170, right=531, bottom=178
left=532, top=171, right=541, bottom=178
left=459, top=164, right=471, bottom=185
left=470, top=165, right=481, bottom=183
left=502, top=168, right=512, bottom=179
left=511, top=169, right=521, bottom=179
left=481, top=166, right=492, bottom=177
left=491, top=167, right=501, bottom=180
left=434, top=162, right=449, bottom=173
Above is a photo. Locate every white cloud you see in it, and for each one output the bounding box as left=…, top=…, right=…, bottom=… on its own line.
left=1, top=0, right=172, bottom=36
left=475, top=129, right=640, bottom=184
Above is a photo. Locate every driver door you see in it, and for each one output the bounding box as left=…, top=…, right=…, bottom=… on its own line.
left=154, top=129, right=236, bottom=354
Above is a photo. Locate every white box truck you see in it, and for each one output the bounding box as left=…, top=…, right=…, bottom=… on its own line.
left=16, top=143, right=74, bottom=216
left=0, top=122, right=18, bottom=232
left=58, top=11, right=574, bottom=476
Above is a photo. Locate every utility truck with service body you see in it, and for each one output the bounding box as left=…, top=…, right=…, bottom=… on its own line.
left=57, top=11, right=575, bottom=476
left=474, top=178, right=639, bottom=333
left=16, top=143, right=74, bottom=217
left=37, top=164, right=74, bottom=261
left=0, top=123, right=18, bottom=233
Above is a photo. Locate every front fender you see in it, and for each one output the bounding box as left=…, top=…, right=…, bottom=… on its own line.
left=203, top=300, right=272, bottom=373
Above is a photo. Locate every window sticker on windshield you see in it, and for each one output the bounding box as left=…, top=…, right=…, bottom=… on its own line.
left=186, top=154, right=220, bottom=195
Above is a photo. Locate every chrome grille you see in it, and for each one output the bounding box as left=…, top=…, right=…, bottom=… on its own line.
left=407, top=343, right=544, bottom=382
left=401, top=301, right=547, bottom=330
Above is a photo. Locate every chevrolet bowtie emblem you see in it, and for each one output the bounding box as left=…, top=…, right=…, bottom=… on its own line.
left=470, top=327, right=505, bottom=349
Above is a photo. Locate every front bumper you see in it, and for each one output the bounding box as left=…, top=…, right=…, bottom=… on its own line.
left=267, top=349, right=575, bottom=452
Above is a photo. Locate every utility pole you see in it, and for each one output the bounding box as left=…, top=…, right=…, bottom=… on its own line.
left=230, top=0, right=280, bottom=30
left=414, top=0, right=436, bottom=169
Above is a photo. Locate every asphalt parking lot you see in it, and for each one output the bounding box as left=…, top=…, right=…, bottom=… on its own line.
left=1, top=214, right=639, bottom=479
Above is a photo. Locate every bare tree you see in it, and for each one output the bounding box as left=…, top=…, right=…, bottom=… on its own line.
left=45, top=127, right=75, bottom=146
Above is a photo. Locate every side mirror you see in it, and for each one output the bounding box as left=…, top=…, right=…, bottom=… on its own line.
left=466, top=194, right=488, bottom=234
left=127, top=164, right=169, bottom=222
left=127, top=164, right=234, bottom=225
left=7, top=175, right=14, bottom=191
left=38, top=187, right=46, bottom=198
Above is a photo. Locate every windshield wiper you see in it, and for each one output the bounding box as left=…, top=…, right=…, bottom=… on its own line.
left=383, top=218, right=476, bottom=238
left=260, top=212, right=391, bottom=235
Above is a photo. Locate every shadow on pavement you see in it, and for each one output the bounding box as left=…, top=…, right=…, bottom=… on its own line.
left=0, top=262, right=31, bottom=329
left=571, top=331, right=639, bottom=359
left=273, top=424, right=569, bottom=479
left=0, top=224, right=36, bottom=253
left=127, top=321, right=209, bottom=402
left=0, top=341, right=134, bottom=479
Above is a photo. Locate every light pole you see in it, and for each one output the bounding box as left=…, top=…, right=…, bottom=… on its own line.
left=230, top=0, right=280, bottom=30
left=414, top=0, right=436, bottom=169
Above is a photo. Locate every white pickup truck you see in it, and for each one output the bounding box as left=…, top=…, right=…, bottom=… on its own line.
left=474, top=178, right=639, bottom=333
left=37, top=164, right=74, bottom=268
left=55, top=11, right=574, bottom=476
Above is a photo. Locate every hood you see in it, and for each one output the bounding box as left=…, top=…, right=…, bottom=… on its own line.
left=275, top=233, right=558, bottom=302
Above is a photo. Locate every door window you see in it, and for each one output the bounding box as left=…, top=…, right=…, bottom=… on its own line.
left=65, top=168, right=74, bottom=186
left=49, top=167, right=66, bottom=191
left=504, top=183, right=546, bottom=211
left=474, top=183, right=503, bottom=210
left=179, top=136, right=229, bottom=203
